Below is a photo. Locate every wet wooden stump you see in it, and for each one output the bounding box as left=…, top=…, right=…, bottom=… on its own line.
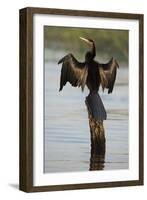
left=85, top=93, right=106, bottom=170
left=88, top=113, right=105, bottom=153
left=88, top=113, right=106, bottom=170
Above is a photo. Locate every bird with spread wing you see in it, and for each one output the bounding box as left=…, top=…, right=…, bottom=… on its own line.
left=58, top=37, right=119, bottom=120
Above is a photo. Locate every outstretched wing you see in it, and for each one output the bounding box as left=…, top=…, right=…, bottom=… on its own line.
left=58, top=53, right=88, bottom=91
left=99, top=57, right=119, bottom=94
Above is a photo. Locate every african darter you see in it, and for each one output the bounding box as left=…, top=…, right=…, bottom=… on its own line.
left=58, top=37, right=119, bottom=120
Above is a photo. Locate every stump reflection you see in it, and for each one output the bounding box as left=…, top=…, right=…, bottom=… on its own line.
left=90, top=149, right=105, bottom=171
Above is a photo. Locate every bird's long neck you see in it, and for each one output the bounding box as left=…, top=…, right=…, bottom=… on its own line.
left=90, top=42, right=96, bottom=58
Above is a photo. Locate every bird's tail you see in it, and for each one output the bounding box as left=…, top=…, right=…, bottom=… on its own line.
left=85, top=93, right=107, bottom=120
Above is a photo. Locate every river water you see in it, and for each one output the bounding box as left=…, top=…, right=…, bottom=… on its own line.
left=44, top=59, right=128, bottom=173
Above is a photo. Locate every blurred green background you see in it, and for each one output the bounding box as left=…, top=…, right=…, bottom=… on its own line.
left=44, top=26, right=128, bottom=64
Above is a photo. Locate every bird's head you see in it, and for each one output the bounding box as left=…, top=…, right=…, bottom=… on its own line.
left=79, top=37, right=94, bottom=47
left=79, top=37, right=96, bottom=62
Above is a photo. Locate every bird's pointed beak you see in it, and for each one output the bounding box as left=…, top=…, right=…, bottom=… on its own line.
left=79, top=37, right=92, bottom=46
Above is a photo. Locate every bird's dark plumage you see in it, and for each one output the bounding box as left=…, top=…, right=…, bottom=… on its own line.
left=58, top=53, right=88, bottom=91
left=58, top=37, right=119, bottom=120
left=58, top=37, right=119, bottom=94
left=99, top=57, right=119, bottom=94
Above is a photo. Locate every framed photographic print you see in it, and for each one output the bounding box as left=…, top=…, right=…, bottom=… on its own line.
left=19, top=7, right=144, bottom=192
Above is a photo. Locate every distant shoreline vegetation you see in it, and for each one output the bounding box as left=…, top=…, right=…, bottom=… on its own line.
left=44, top=26, right=128, bottom=64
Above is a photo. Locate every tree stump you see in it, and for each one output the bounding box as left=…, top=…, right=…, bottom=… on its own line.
left=88, top=113, right=105, bottom=154
left=85, top=93, right=106, bottom=170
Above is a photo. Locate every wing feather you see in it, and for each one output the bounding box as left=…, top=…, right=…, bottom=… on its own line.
left=58, top=54, right=88, bottom=91
left=99, top=57, right=119, bottom=94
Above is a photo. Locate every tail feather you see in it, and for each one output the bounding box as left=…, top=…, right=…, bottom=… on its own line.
left=85, top=93, right=107, bottom=120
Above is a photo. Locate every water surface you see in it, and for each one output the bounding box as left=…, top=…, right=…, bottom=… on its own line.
left=44, top=60, right=128, bottom=173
